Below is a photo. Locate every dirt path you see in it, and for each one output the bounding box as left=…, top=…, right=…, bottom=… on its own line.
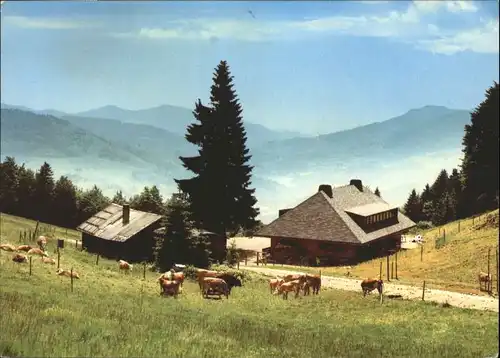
left=242, top=266, right=499, bottom=313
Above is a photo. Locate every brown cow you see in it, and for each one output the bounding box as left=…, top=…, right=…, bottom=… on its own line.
left=36, top=236, right=47, bottom=250
left=16, top=245, right=33, bottom=252
left=202, top=277, right=229, bottom=299
left=56, top=268, right=80, bottom=279
left=42, top=257, right=56, bottom=265
left=361, top=278, right=384, bottom=297
left=12, top=253, right=28, bottom=263
left=478, top=271, right=492, bottom=291
left=300, top=274, right=321, bottom=296
left=269, top=278, right=284, bottom=294
left=159, top=278, right=181, bottom=298
left=283, top=274, right=305, bottom=282
left=0, top=243, right=17, bottom=252
left=196, top=269, right=219, bottom=290
left=118, top=260, right=133, bottom=272
left=275, top=280, right=301, bottom=299
left=27, top=248, right=49, bottom=257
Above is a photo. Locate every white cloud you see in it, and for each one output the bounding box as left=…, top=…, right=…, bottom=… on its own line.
left=2, top=15, right=97, bottom=30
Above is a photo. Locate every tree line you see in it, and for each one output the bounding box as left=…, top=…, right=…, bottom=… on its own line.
left=404, top=82, right=499, bottom=226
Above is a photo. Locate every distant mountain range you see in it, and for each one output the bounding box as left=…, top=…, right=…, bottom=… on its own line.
left=0, top=102, right=471, bottom=221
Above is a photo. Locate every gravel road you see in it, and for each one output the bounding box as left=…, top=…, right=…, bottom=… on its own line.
left=242, top=266, right=499, bottom=312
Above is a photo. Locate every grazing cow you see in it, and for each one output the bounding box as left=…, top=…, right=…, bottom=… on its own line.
left=41, top=257, right=56, bottom=265
left=16, top=245, right=33, bottom=252
left=275, top=280, right=301, bottom=299
left=300, top=274, right=321, bottom=296
left=283, top=274, right=304, bottom=282
left=196, top=269, right=219, bottom=290
left=0, top=243, right=17, bottom=252
left=269, top=278, right=284, bottom=294
left=36, top=236, right=47, bottom=250
left=361, top=278, right=384, bottom=297
left=12, top=253, right=28, bottom=263
left=27, top=248, right=49, bottom=257
left=159, top=278, right=181, bottom=298
left=478, top=271, right=492, bottom=291
left=118, top=260, right=133, bottom=272
left=216, top=273, right=242, bottom=295
left=56, top=268, right=80, bottom=279
left=202, top=277, right=229, bottom=299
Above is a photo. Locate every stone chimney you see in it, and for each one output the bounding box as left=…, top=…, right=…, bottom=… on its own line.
left=122, top=204, right=130, bottom=225
left=349, top=179, right=363, bottom=192
left=318, top=184, right=333, bottom=198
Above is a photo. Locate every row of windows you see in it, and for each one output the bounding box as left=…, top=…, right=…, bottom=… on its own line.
left=366, top=210, right=395, bottom=224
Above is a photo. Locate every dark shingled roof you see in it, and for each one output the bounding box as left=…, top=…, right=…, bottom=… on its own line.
left=257, top=184, right=416, bottom=244
left=77, top=203, right=162, bottom=242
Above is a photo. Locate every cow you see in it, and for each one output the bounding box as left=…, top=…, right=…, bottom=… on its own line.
left=202, top=277, right=229, bottom=299
left=216, top=273, right=242, bottom=295
left=196, top=269, right=219, bottom=290
left=56, top=268, right=80, bottom=279
left=36, top=236, right=47, bottom=250
left=478, top=271, right=492, bottom=292
left=12, top=253, right=28, bottom=263
left=159, top=278, right=181, bottom=298
left=361, top=278, right=384, bottom=297
left=269, top=278, right=284, bottom=294
left=118, top=260, right=133, bottom=272
left=27, top=248, right=49, bottom=257
left=0, top=243, right=17, bottom=252
left=275, top=280, right=301, bottom=299
left=16, top=245, right=33, bottom=252
left=42, top=257, right=56, bottom=265
left=300, top=274, right=321, bottom=296
left=283, top=273, right=305, bottom=282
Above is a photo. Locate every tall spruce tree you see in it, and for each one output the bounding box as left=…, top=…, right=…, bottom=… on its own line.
left=53, top=176, right=78, bottom=227
left=175, top=60, right=260, bottom=240
left=403, top=189, right=422, bottom=223
left=0, top=156, right=19, bottom=214
left=16, top=165, right=36, bottom=219
left=420, top=183, right=433, bottom=221
left=461, top=82, right=499, bottom=216
left=112, top=190, right=128, bottom=205
left=374, top=187, right=381, bottom=197
left=33, top=162, right=55, bottom=223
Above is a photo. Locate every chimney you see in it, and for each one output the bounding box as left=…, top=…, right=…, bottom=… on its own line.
left=122, top=204, right=130, bottom=225
left=349, top=179, right=363, bottom=192
left=318, top=184, right=333, bottom=198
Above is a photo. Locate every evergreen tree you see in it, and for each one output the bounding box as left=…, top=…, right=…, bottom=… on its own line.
left=403, top=189, right=422, bottom=223
left=374, top=187, right=381, bottom=197
left=77, top=185, right=110, bottom=223
left=53, top=176, right=78, bottom=228
left=16, top=165, right=36, bottom=219
left=154, top=194, right=211, bottom=271
left=461, top=82, right=499, bottom=216
left=112, top=190, right=128, bottom=205
left=175, top=60, right=260, bottom=242
left=0, top=156, right=19, bottom=214
left=419, top=183, right=433, bottom=221
left=33, top=162, right=55, bottom=223
left=129, top=186, right=165, bottom=215
left=430, top=169, right=449, bottom=204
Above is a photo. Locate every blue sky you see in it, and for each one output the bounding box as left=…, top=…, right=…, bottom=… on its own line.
left=1, top=0, right=498, bottom=134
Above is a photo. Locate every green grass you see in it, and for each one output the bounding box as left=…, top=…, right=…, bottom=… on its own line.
left=261, top=210, right=500, bottom=295
left=1, top=213, right=499, bottom=358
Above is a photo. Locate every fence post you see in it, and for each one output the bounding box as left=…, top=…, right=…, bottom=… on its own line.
left=75, top=239, right=78, bottom=249
left=422, top=281, right=426, bottom=301
left=379, top=284, right=384, bottom=304
left=57, top=247, right=60, bottom=270
left=458, top=221, right=460, bottom=233
left=19, top=231, right=22, bottom=243
left=34, top=221, right=40, bottom=239
left=488, top=247, right=491, bottom=293
left=29, top=256, right=32, bottom=276
left=420, top=245, right=423, bottom=262
left=443, top=228, right=446, bottom=243
left=386, top=255, right=390, bottom=281
left=245, top=252, right=248, bottom=266
left=391, top=262, right=394, bottom=280
left=96, top=255, right=99, bottom=265
left=70, top=268, right=74, bottom=293
left=143, top=262, right=146, bottom=280
left=256, top=252, right=260, bottom=266
left=379, top=261, right=382, bottom=280
left=496, top=247, right=499, bottom=296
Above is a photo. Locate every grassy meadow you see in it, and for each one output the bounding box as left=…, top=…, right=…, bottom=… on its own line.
left=1, top=212, right=499, bottom=358
left=261, top=210, right=500, bottom=295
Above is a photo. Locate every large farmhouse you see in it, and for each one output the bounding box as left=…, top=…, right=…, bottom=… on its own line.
left=256, top=179, right=416, bottom=266
left=77, top=203, right=162, bottom=263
